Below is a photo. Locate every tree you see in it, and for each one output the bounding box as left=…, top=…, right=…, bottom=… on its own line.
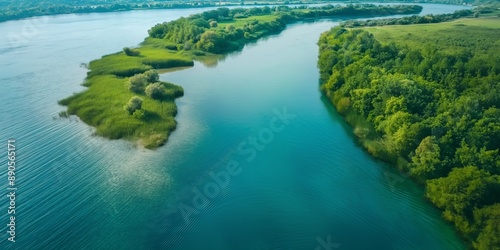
left=384, top=96, right=407, bottom=115
left=262, top=6, right=272, bottom=14
left=190, top=18, right=210, bottom=29
left=148, top=23, right=168, bottom=38
left=377, top=111, right=413, bottom=135
left=127, top=74, right=147, bottom=93
left=196, top=30, right=221, bottom=52
left=226, top=24, right=235, bottom=32
left=202, top=10, right=219, bottom=21
left=411, top=136, right=441, bottom=179
left=209, top=20, right=218, bottom=28
left=473, top=204, right=500, bottom=250
left=145, top=83, right=166, bottom=100
left=143, top=69, right=159, bottom=83
left=124, top=96, right=143, bottom=115
left=216, top=7, right=229, bottom=18
left=427, top=166, right=492, bottom=216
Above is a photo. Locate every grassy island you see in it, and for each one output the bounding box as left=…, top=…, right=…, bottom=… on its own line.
left=318, top=8, right=500, bottom=249
left=60, top=4, right=423, bottom=149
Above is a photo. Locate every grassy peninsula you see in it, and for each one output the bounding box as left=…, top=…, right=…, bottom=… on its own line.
left=318, top=10, right=500, bottom=249
left=60, top=4, right=423, bottom=149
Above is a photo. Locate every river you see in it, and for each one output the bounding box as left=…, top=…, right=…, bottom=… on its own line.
left=0, top=3, right=470, bottom=250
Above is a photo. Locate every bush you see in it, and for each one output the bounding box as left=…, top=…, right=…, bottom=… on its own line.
left=184, top=41, right=193, bottom=50
left=127, top=74, right=148, bottom=93
left=124, top=96, right=143, bottom=114
left=123, top=47, right=140, bottom=56
left=226, top=24, right=235, bottom=32
left=143, top=69, right=159, bottom=83
left=133, top=109, right=145, bottom=120
left=165, top=44, right=178, bottom=50
left=145, top=82, right=166, bottom=100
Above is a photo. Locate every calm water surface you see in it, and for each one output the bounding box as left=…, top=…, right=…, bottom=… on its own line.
left=0, top=4, right=470, bottom=249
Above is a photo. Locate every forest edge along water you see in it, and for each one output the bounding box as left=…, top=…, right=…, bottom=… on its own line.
left=318, top=8, right=500, bottom=248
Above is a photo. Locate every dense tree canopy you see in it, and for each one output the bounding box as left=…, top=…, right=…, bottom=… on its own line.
left=318, top=16, right=500, bottom=248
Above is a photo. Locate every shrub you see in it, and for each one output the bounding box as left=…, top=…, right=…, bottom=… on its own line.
left=145, top=82, right=166, bottom=100
left=226, top=24, right=235, bottom=32
left=184, top=41, right=193, bottom=50
left=143, top=69, right=159, bottom=83
left=127, top=74, right=148, bottom=93
left=133, top=109, right=145, bottom=119
left=123, top=47, right=140, bottom=56
left=124, top=96, right=143, bottom=114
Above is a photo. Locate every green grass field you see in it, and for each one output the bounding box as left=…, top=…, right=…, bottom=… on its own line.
left=218, top=14, right=278, bottom=28
left=363, top=16, right=500, bottom=55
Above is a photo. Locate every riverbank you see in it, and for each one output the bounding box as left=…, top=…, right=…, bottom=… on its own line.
left=59, top=4, right=423, bottom=149
left=318, top=11, right=500, bottom=249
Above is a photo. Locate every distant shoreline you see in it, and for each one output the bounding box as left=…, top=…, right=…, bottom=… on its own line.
left=0, top=0, right=472, bottom=23
left=0, top=1, right=314, bottom=23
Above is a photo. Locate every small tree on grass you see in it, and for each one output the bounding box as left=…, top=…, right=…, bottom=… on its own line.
left=127, top=74, right=147, bottom=93
left=124, top=96, right=143, bottom=115
left=226, top=24, right=235, bottom=32
left=144, top=69, right=159, bottom=83
left=145, top=82, right=166, bottom=100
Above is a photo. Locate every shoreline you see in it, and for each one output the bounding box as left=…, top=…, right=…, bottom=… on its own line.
left=0, top=1, right=473, bottom=24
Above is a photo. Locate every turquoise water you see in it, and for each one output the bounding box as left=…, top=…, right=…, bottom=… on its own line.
left=0, top=4, right=470, bottom=249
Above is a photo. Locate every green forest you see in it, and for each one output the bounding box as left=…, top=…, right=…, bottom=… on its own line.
left=318, top=13, right=500, bottom=249
left=59, top=4, right=421, bottom=148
